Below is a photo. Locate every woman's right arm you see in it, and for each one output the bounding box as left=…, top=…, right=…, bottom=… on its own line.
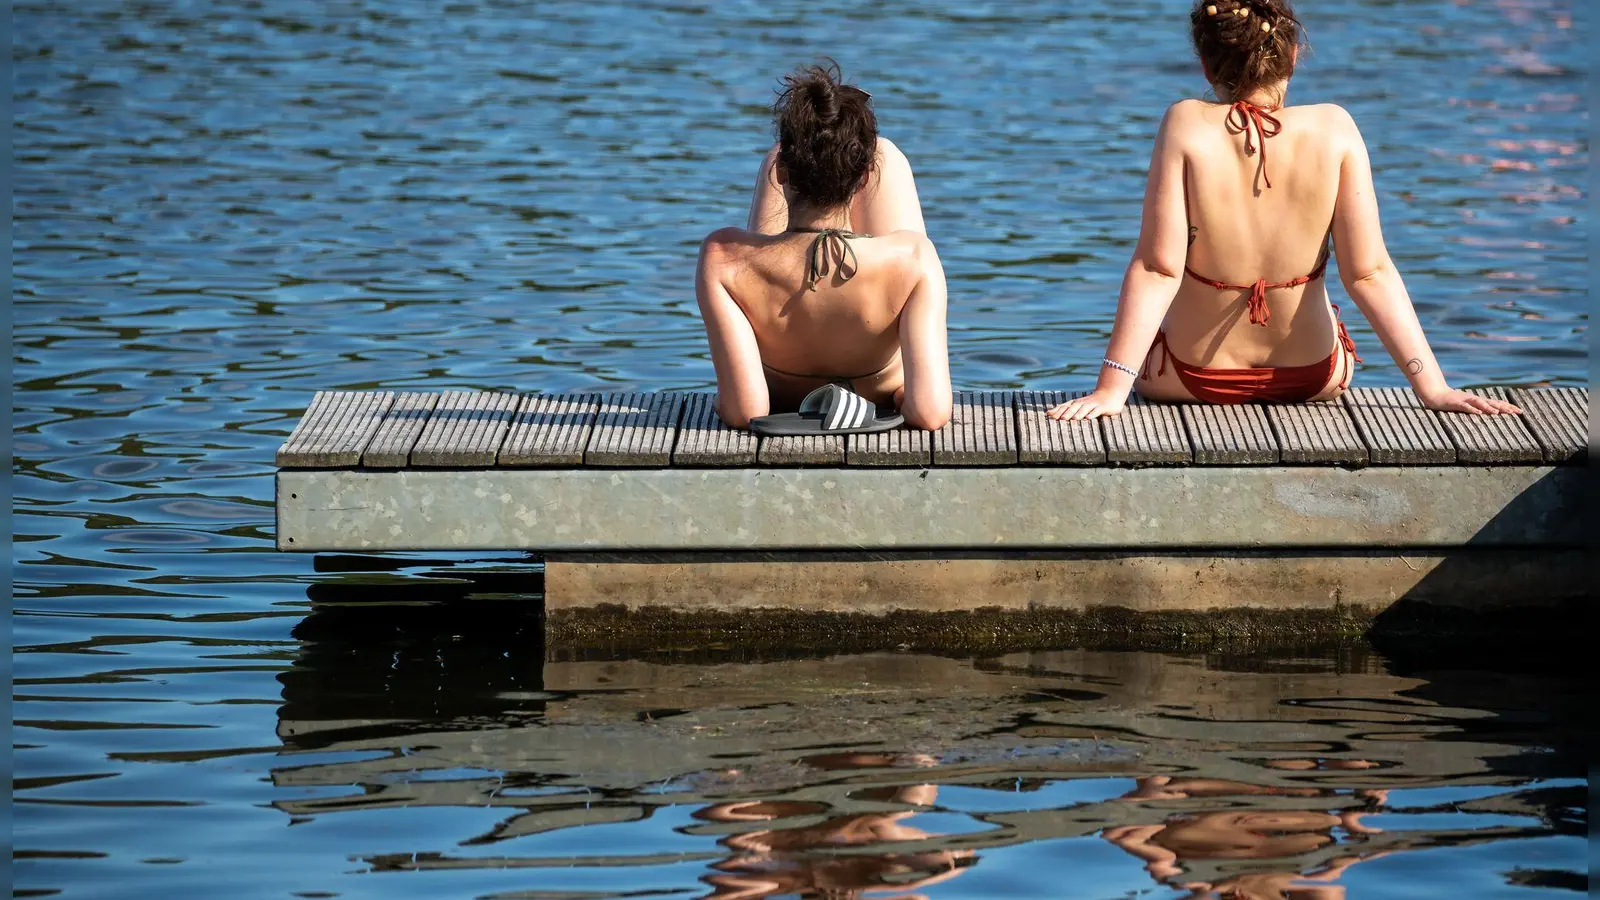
left=1049, top=104, right=1191, bottom=421
left=696, top=232, right=770, bottom=428
left=1330, top=109, right=1519, bottom=415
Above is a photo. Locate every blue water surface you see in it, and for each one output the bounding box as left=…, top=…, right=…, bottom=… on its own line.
left=10, top=0, right=1589, bottom=897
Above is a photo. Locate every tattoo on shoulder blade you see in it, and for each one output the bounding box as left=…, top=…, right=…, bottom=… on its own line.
left=1188, top=225, right=1198, bottom=247
left=1406, top=358, right=1424, bottom=375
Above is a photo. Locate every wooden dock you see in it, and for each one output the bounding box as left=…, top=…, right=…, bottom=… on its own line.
left=275, top=387, right=1588, bottom=623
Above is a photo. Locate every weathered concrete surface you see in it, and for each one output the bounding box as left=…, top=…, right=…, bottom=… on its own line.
left=276, top=466, right=1583, bottom=551
left=543, top=549, right=1589, bottom=615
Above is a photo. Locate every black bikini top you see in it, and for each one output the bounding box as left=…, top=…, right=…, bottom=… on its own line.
left=790, top=226, right=871, bottom=291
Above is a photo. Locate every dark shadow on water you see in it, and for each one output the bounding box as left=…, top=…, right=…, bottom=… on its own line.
left=283, top=575, right=545, bottom=748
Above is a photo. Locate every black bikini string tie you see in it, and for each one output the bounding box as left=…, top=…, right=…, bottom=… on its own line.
left=792, top=227, right=863, bottom=291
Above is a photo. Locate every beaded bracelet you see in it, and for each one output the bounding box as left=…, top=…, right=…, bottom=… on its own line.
left=1102, top=358, right=1139, bottom=377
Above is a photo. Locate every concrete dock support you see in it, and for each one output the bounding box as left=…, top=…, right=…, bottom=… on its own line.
left=543, top=549, right=1590, bottom=616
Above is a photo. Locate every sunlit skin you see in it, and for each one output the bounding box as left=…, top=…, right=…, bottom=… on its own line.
left=1050, top=52, right=1521, bottom=421
left=697, top=137, right=953, bottom=430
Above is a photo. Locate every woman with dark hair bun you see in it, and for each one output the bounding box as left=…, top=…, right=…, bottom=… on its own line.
left=696, top=62, right=952, bottom=431
left=1049, top=0, right=1519, bottom=420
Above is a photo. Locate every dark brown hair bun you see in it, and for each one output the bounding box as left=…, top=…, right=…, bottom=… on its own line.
left=1190, top=0, right=1304, bottom=100
left=773, top=61, right=877, bottom=210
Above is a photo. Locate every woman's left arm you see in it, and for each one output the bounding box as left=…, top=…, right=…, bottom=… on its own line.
left=897, top=235, right=953, bottom=430
left=1329, top=108, right=1519, bottom=415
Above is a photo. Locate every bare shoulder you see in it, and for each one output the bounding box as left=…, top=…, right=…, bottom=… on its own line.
left=700, top=225, right=756, bottom=259
left=1166, top=98, right=1211, bottom=121
left=874, top=231, right=942, bottom=298
left=1301, top=103, right=1363, bottom=142
left=1303, top=102, right=1358, bottom=124
left=1163, top=98, right=1210, bottom=129
left=871, top=229, right=936, bottom=265
left=697, top=226, right=759, bottom=281
left=1154, top=99, right=1210, bottom=149
left=701, top=226, right=748, bottom=252
left=874, top=135, right=909, bottom=167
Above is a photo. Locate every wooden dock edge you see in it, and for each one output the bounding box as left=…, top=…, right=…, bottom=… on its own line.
left=276, top=466, right=1584, bottom=551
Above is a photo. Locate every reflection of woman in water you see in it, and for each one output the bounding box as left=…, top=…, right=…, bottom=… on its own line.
left=1106, top=772, right=1388, bottom=900
left=694, top=753, right=972, bottom=900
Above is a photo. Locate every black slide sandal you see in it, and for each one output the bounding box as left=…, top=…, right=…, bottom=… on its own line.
left=748, top=383, right=905, bottom=436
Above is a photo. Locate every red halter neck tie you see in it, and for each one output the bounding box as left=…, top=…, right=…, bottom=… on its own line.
left=1226, top=101, right=1283, bottom=190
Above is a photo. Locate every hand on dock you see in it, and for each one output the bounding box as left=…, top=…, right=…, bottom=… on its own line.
left=1047, top=389, right=1127, bottom=420
left=1418, top=388, right=1522, bottom=415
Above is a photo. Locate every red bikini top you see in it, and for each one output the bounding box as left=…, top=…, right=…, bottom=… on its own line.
left=1184, top=250, right=1328, bottom=328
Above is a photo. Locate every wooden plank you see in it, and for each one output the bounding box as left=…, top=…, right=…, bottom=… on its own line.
left=362, top=393, right=440, bottom=468
left=412, top=391, right=519, bottom=467
left=585, top=392, right=683, bottom=467
left=277, top=391, right=394, bottom=468
left=847, top=427, right=932, bottom=467
left=933, top=391, right=1017, bottom=465
left=1014, top=391, right=1106, bottom=465
left=1435, top=388, right=1542, bottom=464
left=758, top=433, right=844, bottom=466
left=1266, top=402, right=1368, bottom=466
left=1104, top=398, right=1191, bottom=465
left=1510, top=387, right=1588, bottom=464
left=276, top=390, right=346, bottom=468
left=1343, top=387, right=1456, bottom=465
left=464, top=393, right=520, bottom=466
left=673, top=392, right=756, bottom=467
left=499, top=394, right=600, bottom=467
left=1182, top=404, right=1279, bottom=465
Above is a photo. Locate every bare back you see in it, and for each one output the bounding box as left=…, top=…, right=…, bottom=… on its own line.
left=704, top=228, right=924, bottom=408
left=1166, top=98, right=1351, bottom=368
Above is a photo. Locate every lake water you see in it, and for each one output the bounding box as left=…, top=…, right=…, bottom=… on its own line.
left=9, top=0, right=1589, bottom=897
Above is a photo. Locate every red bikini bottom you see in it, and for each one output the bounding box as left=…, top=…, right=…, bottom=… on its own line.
left=1142, top=310, right=1361, bottom=405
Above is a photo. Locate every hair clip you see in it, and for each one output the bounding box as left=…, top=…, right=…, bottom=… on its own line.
left=850, top=85, right=872, bottom=100
left=1206, top=5, right=1219, bottom=15
left=1261, top=21, right=1272, bottom=31
left=1237, top=7, right=1249, bottom=16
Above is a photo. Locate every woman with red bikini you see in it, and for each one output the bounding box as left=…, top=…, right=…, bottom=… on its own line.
left=1049, top=0, right=1520, bottom=420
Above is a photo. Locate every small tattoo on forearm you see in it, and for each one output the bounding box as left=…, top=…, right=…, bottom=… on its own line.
left=1405, top=358, right=1424, bottom=375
